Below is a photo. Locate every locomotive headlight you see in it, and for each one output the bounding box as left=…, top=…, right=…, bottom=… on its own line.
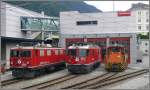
left=27, top=61, right=29, bottom=64
left=10, top=61, right=13, bottom=65
left=17, top=59, right=21, bottom=64
left=117, top=55, right=121, bottom=58
left=75, top=57, right=79, bottom=61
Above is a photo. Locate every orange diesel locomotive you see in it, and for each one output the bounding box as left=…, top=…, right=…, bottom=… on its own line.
left=66, top=45, right=102, bottom=73
left=10, top=46, right=67, bottom=78
left=104, top=46, right=128, bottom=71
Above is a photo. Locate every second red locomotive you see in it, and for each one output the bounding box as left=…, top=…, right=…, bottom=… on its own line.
left=66, top=45, right=102, bottom=73
left=10, top=45, right=67, bottom=78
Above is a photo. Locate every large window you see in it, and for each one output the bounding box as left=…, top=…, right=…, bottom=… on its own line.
left=146, top=19, right=149, bottom=23
left=138, top=18, right=141, bottom=22
left=21, top=17, right=59, bottom=31
left=146, top=25, right=149, bottom=30
left=138, top=25, right=141, bottom=30
left=138, top=11, right=141, bottom=15
left=76, top=21, right=97, bottom=25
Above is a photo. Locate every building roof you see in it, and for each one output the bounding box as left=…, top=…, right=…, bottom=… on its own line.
left=128, top=3, right=149, bottom=11
left=1, top=36, right=42, bottom=42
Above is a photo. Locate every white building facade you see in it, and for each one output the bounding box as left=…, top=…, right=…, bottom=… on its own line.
left=129, top=3, right=149, bottom=34
left=135, top=9, right=149, bottom=33
left=139, top=39, right=149, bottom=55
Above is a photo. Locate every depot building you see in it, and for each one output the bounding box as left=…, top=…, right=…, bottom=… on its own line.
left=60, top=11, right=138, bottom=64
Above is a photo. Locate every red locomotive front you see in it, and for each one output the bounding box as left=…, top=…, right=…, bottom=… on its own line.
left=66, top=45, right=102, bottom=73
left=10, top=48, right=32, bottom=68
left=10, top=46, right=67, bottom=78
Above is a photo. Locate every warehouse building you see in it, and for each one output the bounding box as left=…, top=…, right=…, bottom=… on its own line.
left=60, top=11, right=138, bottom=64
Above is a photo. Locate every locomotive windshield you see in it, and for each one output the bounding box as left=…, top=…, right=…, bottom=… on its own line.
left=10, top=50, right=31, bottom=57
left=10, top=50, right=19, bottom=57
left=79, top=49, right=89, bottom=57
left=21, top=50, right=31, bottom=57
left=68, top=49, right=77, bottom=56
left=109, top=47, right=120, bottom=52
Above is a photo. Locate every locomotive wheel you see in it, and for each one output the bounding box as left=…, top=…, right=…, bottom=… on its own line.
left=55, top=62, right=66, bottom=70
left=105, top=63, right=110, bottom=71
left=119, top=63, right=127, bottom=71
left=67, top=64, right=92, bottom=74
left=93, top=61, right=100, bottom=69
left=105, top=63, right=111, bottom=71
left=26, top=72, right=36, bottom=78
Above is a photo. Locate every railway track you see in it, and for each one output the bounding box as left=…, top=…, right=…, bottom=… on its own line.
left=62, top=72, right=117, bottom=89
left=1, top=69, right=66, bottom=87
left=1, top=78, right=24, bottom=86
left=22, top=74, right=79, bottom=89
left=89, top=69, right=149, bottom=89
left=62, top=69, right=148, bottom=89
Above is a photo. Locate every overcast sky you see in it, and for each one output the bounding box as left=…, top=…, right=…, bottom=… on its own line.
left=84, top=1, right=149, bottom=12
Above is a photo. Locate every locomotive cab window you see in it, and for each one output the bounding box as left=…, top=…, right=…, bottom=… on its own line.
left=10, top=50, right=19, bottom=57
left=21, top=50, right=31, bottom=57
left=11, top=50, right=31, bottom=57
left=110, top=47, right=120, bottom=52
left=68, top=49, right=76, bottom=56
left=79, top=49, right=89, bottom=57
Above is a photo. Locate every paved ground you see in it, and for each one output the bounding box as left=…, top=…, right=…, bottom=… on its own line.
left=111, top=55, right=149, bottom=89
left=1, top=71, right=13, bottom=81
left=129, top=55, right=149, bottom=69
left=102, top=72, right=149, bottom=89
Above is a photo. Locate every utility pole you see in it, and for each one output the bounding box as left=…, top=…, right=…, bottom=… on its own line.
left=41, top=11, right=45, bottom=45
left=113, top=0, right=115, bottom=12
left=0, top=0, right=2, bottom=87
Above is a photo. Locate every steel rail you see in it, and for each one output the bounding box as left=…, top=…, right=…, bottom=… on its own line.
left=22, top=74, right=78, bottom=89
left=89, top=69, right=148, bottom=89
left=1, top=78, right=24, bottom=86
left=62, top=72, right=116, bottom=89
left=38, top=75, right=78, bottom=89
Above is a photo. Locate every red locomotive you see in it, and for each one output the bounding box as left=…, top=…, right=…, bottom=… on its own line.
left=66, top=45, right=102, bottom=73
left=10, top=45, right=67, bottom=78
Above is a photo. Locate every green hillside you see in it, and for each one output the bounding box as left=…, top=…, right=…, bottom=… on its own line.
left=5, top=1, right=102, bottom=17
